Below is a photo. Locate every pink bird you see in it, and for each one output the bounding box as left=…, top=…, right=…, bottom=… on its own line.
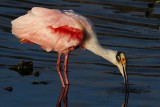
left=11, top=7, right=128, bottom=89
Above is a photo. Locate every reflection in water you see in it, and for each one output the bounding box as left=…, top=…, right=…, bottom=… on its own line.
left=122, top=91, right=129, bottom=107
left=0, top=0, right=160, bottom=106
left=55, top=84, right=129, bottom=107
left=56, top=85, right=69, bottom=107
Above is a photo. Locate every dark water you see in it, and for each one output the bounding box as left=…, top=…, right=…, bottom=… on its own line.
left=0, top=0, right=160, bottom=107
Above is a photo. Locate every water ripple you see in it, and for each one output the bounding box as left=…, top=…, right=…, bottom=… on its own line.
left=0, top=0, right=160, bottom=106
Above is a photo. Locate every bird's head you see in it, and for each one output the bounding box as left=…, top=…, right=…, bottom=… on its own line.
left=115, top=52, right=129, bottom=90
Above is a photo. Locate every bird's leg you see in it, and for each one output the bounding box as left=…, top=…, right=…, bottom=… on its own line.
left=64, top=52, right=69, bottom=85
left=57, top=53, right=65, bottom=87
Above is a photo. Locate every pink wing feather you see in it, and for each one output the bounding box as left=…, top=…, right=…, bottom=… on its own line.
left=11, top=7, right=84, bottom=52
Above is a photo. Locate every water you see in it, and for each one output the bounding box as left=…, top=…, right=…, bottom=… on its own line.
left=0, top=0, right=160, bottom=107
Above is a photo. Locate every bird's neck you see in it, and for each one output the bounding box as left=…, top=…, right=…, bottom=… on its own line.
left=85, top=33, right=117, bottom=65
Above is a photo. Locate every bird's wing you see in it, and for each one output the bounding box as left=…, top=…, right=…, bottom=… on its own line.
left=63, top=10, right=94, bottom=33
left=11, top=7, right=84, bottom=52
left=11, top=7, right=62, bottom=36
left=63, top=10, right=98, bottom=49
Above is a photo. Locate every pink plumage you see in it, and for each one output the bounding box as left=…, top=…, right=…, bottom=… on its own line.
left=11, top=7, right=85, bottom=53
left=11, top=7, right=129, bottom=88
left=11, top=7, right=96, bottom=87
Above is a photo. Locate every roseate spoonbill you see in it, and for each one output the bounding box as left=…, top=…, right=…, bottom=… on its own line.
left=11, top=7, right=129, bottom=89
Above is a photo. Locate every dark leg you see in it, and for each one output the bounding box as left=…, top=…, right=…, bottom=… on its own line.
left=64, top=52, right=69, bottom=85
left=57, top=53, right=65, bottom=87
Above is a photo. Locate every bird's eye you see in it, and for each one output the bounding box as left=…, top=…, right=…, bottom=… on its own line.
left=116, top=52, right=122, bottom=63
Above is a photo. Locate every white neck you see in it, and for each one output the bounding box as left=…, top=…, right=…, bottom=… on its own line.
left=85, top=32, right=118, bottom=66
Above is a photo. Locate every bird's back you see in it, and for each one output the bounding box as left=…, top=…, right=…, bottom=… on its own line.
left=11, top=7, right=84, bottom=53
